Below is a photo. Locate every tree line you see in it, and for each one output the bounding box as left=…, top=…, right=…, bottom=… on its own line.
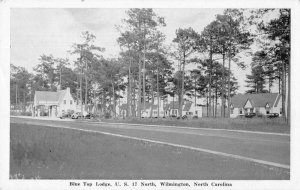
left=10, top=8, right=290, bottom=121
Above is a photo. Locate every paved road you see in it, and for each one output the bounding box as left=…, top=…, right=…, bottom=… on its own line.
left=11, top=117, right=290, bottom=170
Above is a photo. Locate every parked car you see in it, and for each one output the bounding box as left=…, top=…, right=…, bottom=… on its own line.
left=181, top=115, right=187, bottom=119
left=267, top=113, right=279, bottom=118
left=71, top=112, right=83, bottom=119
left=59, top=112, right=72, bottom=119
left=245, top=113, right=256, bottom=118
left=170, top=114, right=177, bottom=118
left=85, top=113, right=95, bottom=119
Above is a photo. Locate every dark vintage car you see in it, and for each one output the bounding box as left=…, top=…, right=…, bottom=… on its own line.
left=181, top=115, right=188, bottom=120
left=59, top=112, right=72, bottom=119
left=245, top=113, right=256, bottom=118
left=85, top=113, right=95, bottom=119
left=267, top=113, right=279, bottom=118
left=71, top=112, right=83, bottom=119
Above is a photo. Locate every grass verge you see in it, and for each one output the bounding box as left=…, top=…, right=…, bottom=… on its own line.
left=10, top=122, right=289, bottom=179
left=101, top=117, right=290, bottom=134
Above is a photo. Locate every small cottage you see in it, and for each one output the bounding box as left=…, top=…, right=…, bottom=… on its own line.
left=230, top=93, right=282, bottom=118
left=33, top=87, right=76, bottom=117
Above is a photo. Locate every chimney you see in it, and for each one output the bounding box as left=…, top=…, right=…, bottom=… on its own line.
left=67, top=87, right=70, bottom=93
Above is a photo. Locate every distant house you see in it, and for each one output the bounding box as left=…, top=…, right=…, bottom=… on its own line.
left=230, top=93, right=282, bottom=118
left=164, top=101, right=202, bottom=118
left=33, top=87, right=76, bottom=117
left=141, top=103, right=165, bottom=118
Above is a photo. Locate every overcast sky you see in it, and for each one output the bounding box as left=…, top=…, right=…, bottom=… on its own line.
left=11, top=8, right=255, bottom=93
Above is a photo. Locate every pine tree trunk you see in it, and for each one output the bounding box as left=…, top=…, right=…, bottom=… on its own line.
left=221, top=49, right=225, bottom=117
left=128, top=61, right=132, bottom=117
left=206, top=91, right=209, bottom=117
left=133, top=78, right=136, bottom=117
left=215, top=88, right=218, bottom=118
left=157, top=65, right=160, bottom=118
left=194, top=77, right=197, bottom=106
left=281, top=61, right=286, bottom=120
left=287, top=58, right=290, bottom=124
left=80, top=73, right=83, bottom=115
left=150, top=79, right=154, bottom=118
left=16, top=83, right=18, bottom=107
left=208, top=44, right=212, bottom=118
left=212, top=93, right=215, bottom=117
left=111, top=81, right=115, bottom=118
left=85, top=61, right=88, bottom=111
left=278, top=76, right=281, bottom=94
left=137, top=55, right=142, bottom=118
left=180, top=53, right=186, bottom=118
left=127, top=63, right=132, bottom=118
left=227, top=44, right=231, bottom=118
left=127, top=73, right=130, bottom=117
left=143, top=43, right=146, bottom=113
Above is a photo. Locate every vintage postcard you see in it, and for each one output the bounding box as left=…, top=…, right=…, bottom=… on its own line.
left=1, top=0, right=299, bottom=189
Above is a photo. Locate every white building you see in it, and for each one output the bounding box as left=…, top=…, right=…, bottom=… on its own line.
left=164, top=101, right=202, bottom=118
left=33, top=87, right=76, bottom=117
left=230, top=93, right=282, bottom=118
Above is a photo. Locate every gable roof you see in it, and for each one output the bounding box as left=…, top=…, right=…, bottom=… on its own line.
left=243, top=99, right=254, bottom=108
left=34, top=89, right=69, bottom=105
left=231, top=93, right=279, bottom=108
left=274, top=94, right=282, bottom=107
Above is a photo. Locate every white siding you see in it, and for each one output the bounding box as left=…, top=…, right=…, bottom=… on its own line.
left=230, top=108, right=239, bottom=118
left=57, top=90, right=76, bottom=114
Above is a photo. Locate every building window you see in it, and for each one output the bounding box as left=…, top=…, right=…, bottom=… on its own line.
left=64, top=100, right=66, bottom=104
left=230, top=108, right=234, bottom=114
left=239, top=108, right=242, bottom=114
left=195, top=111, right=198, bottom=114
left=70, top=100, right=72, bottom=105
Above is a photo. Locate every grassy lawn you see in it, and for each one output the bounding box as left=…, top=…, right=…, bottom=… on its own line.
left=10, top=122, right=289, bottom=179
left=102, top=117, right=290, bottom=134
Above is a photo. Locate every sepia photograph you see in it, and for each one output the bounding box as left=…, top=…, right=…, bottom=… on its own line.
left=1, top=0, right=299, bottom=189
